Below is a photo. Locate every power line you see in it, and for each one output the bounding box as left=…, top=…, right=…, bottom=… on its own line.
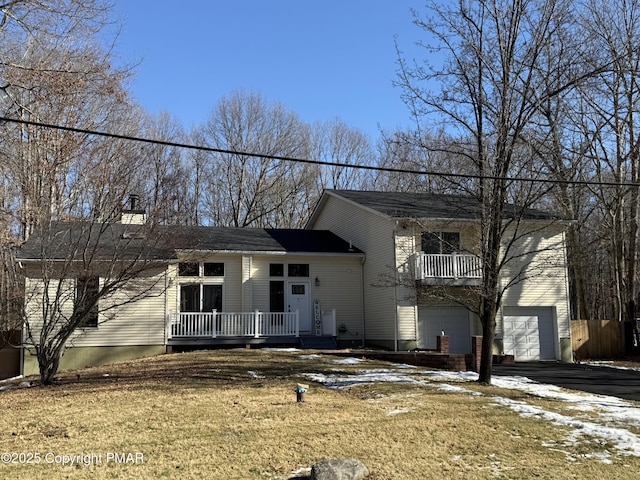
left=1, top=115, right=639, bottom=189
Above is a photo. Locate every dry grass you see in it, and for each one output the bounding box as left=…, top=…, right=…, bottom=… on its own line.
left=0, top=349, right=639, bottom=479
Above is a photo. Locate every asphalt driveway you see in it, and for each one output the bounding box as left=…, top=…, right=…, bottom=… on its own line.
left=492, top=361, right=640, bottom=402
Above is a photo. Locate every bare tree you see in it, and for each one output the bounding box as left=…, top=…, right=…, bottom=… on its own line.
left=573, top=0, right=640, bottom=344
left=308, top=118, right=375, bottom=193
left=0, top=0, right=137, bottom=344
left=375, top=128, right=486, bottom=194
left=197, top=90, right=311, bottom=228
left=136, top=112, right=195, bottom=225
left=17, top=210, right=169, bottom=385
left=396, top=0, right=584, bottom=383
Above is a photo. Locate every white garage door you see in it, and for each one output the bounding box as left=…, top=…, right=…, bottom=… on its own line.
left=503, top=307, right=556, bottom=361
left=418, top=306, right=471, bottom=354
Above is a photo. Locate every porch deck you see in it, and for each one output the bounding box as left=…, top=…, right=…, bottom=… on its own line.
left=166, top=310, right=337, bottom=349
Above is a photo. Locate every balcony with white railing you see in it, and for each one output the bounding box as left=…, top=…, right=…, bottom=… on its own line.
left=168, top=310, right=300, bottom=340
left=414, top=252, right=482, bottom=286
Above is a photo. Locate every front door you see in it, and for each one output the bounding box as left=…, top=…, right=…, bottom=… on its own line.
left=287, top=281, right=311, bottom=333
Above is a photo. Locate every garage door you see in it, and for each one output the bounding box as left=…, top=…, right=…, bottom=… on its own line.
left=503, top=307, right=556, bottom=361
left=418, top=306, right=471, bottom=354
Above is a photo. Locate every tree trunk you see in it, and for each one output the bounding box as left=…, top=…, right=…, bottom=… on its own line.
left=37, top=344, right=62, bottom=385
left=478, top=298, right=497, bottom=384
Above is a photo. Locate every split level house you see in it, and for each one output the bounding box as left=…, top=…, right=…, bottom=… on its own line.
left=14, top=189, right=572, bottom=377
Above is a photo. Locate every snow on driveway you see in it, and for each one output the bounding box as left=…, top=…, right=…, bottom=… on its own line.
left=301, top=356, right=640, bottom=464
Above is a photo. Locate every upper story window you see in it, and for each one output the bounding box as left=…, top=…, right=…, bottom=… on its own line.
left=204, top=262, right=224, bottom=276
left=288, top=263, right=309, bottom=277
left=178, top=262, right=225, bottom=277
left=270, top=263, right=309, bottom=278
left=269, top=263, right=284, bottom=277
left=178, top=262, right=199, bottom=276
left=421, top=232, right=460, bottom=254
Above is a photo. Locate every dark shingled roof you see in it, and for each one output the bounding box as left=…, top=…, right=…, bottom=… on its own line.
left=164, top=226, right=362, bottom=254
left=17, top=223, right=362, bottom=262
left=328, top=189, right=564, bottom=221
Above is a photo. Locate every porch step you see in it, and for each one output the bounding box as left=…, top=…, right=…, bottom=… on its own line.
left=299, top=336, right=337, bottom=350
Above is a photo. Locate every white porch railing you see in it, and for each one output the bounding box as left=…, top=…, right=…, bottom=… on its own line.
left=415, top=253, right=482, bottom=280
left=168, top=310, right=299, bottom=339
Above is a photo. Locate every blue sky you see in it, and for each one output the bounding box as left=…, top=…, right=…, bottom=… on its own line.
left=112, top=1, right=428, bottom=140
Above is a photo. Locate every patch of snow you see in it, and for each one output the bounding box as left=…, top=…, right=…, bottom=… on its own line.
left=395, top=363, right=418, bottom=369
left=386, top=407, right=414, bottom=416
left=303, top=356, right=640, bottom=462
left=247, top=371, right=265, bottom=379
left=332, top=357, right=364, bottom=365
left=436, top=383, right=483, bottom=396
left=420, top=370, right=479, bottom=382
left=302, top=370, right=421, bottom=389
left=299, top=354, right=321, bottom=360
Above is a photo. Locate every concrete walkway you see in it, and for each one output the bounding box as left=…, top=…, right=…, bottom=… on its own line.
left=492, top=361, right=640, bottom=402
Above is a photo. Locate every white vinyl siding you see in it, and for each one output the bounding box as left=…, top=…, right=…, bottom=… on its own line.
left=242, top=255, right=252, bottom=311
left=308, top=194, right=398, bottom=342
left=25, top=269, right=168, bottom=348
left=499, top=226, right=570, bottom=341
left=251, top=254, right=364, bottom=339
left=222, top=255, right=243, bottom=311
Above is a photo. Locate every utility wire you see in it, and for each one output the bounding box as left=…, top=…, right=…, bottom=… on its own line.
left=1, top=115, right=638, bottom=188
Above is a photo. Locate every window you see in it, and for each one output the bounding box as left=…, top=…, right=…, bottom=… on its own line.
left=180, top=284, right=222, bottom=312
left=269, top=263, right=284, bottom=277
left=178, top=262, right=199, bottom=276
left=421, top=232, right=460, bottom=254
left=288, top=263, right=309, bottom=277
left=269, top=281, right=285, bottom=312
left=203, top=285, right=223, bottom=311
left=76, top=276, right=99, bottom=328
left=204, top=262, right=224, bottom=276
left=180, top=284, right=200, bottom=312
left=291, top=284, right=306, bottom=295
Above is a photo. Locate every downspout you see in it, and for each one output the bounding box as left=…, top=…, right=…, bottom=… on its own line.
left=360, top=256, right=366, bottom=348
left=393, top=224, right=399, bottom=352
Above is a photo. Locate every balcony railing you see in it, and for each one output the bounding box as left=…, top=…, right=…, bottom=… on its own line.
left=414, top=253, right=482, bottom=282
left=168, top=310, right=299, bottom=339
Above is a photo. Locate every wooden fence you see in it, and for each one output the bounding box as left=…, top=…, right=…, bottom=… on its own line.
left=571, top=319, right=623, bottom=360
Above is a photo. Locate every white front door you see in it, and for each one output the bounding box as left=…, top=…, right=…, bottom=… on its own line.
left=287, top=281, right=311, bottom=333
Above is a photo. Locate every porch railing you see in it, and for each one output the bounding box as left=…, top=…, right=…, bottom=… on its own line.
left=415, top=253, right=482, bottom=280
left=168, top=310, right=299, bottom=339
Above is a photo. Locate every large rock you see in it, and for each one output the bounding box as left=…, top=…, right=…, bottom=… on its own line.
left=310, top=458, right=369, bottom=480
